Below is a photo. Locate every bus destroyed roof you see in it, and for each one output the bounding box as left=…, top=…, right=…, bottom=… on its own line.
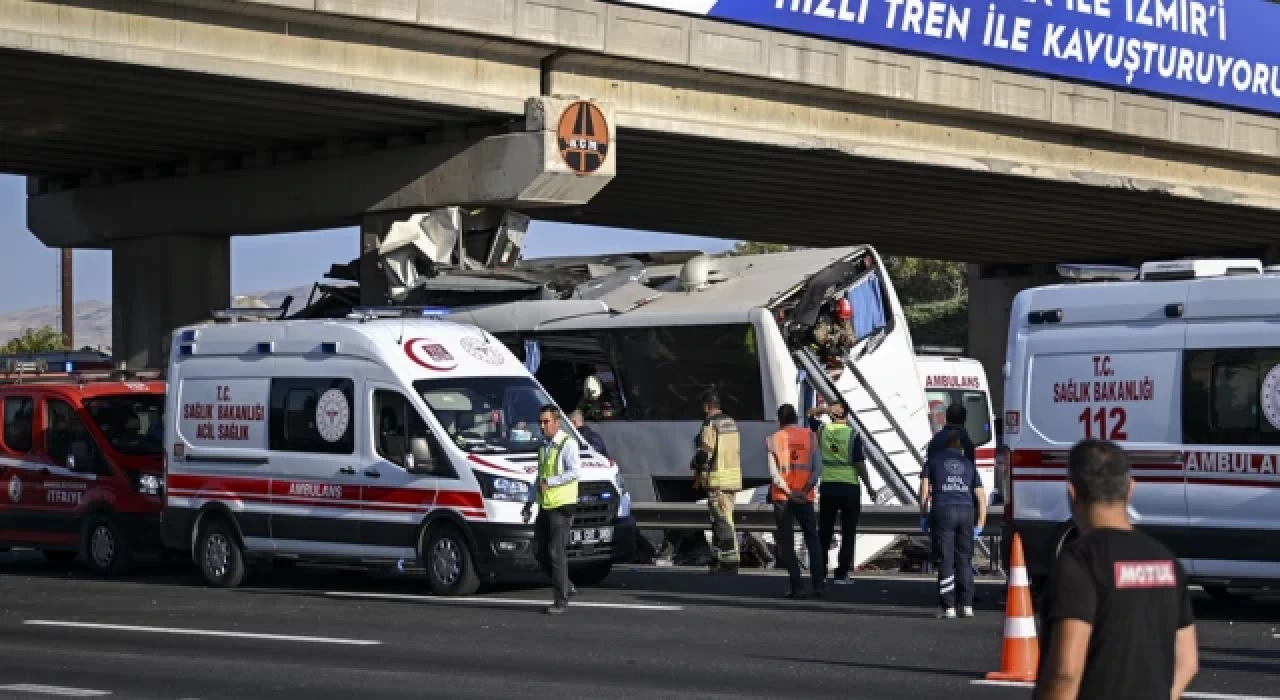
left=291, top=243, right=874, bottom=321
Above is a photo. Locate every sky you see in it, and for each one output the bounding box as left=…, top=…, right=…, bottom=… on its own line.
left=0, top=175, right=736, bottom=314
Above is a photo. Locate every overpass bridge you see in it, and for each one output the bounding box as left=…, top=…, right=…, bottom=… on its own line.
left=5, top=0, right=1280, bottom=381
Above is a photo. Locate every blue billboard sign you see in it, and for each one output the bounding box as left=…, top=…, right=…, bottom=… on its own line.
left=612, top=0, right=1280, bottom=115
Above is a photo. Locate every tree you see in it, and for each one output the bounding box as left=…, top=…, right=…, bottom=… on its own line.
left=882, top=256, right=966, bottom=307
left=0, top=326, right=68, bottom=355
left=724, top=241, right=796, bottom=257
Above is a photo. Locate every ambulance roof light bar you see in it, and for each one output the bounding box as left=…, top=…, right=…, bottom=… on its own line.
left=915, top=345, right=966, bottom=357
left=1055, top=264, right=1139, bottom=283
left=346, top=306, right=451, bottom=321
left=1139, top=258, right=1262, bottom=281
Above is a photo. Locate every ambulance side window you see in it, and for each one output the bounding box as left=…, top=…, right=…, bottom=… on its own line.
left=372, top=390, right=454, bottom=478
left=3, top=397, right=33, bottom=454
left=268, top=378, right=355, bottom=455
left=1184, top=348, right=1280, bottom=446
left=45, top=399, right=105, bottom=474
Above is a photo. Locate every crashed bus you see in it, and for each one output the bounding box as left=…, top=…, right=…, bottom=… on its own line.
left=288, top=208, right=936, bottom=569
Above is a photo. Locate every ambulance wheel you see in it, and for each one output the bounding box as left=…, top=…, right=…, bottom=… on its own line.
left=423, top=524, right=479, bottom=597
left=84, top=514, right=132, bottom=577
left=569, top=562, right=612, bottom=587
left=196, top=518, right=246, bottom=588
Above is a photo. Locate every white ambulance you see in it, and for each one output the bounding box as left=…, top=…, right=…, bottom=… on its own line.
left=915, top=348, right=998, bottom=503
left=159, top=308, right=634, bottom=595
left=1002, top=259, right=1280, bottom=599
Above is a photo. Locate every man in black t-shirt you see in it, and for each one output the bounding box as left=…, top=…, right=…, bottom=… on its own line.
left=1033, top=439, right=1199, bottom=700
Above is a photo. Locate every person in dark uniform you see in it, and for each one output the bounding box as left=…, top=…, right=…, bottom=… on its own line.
left=1033, top=439, right=1199, bottom=700
left=570, top=410, right=608, bottom=457
left=926, top=402, right=976, bottom=463
left=919, top=428, right=986, bottom=618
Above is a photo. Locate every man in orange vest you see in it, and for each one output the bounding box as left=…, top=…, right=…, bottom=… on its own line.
left=768, top=403, right=826, bottom=599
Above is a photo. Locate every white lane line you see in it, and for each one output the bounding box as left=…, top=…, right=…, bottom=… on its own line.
left=23, top=620, right=381, bottom=646
left=0, top=684, right=111, bottom=697
left=970, top=680, right=1280, bottom=699
left=323, top=591, right=682, bottom=611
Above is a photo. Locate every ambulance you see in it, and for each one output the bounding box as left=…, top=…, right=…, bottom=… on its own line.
left=160, top=308, right=635, bottom=595
left=1002, top=258, right=1280, bottom=599
left=915, top=348, right=998, bottom=503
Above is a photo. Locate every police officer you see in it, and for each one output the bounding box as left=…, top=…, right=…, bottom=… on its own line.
left=1034, top=440, right=1198, bottom=700
left=919, top=428, right=987, bottom=618
left=691, top=390, right=742, bottom=574
left=767, top=404, right=825, bottom=598
left=522, top=405, right=580, bottom=615
left=808, top=401, right=870, bottom=584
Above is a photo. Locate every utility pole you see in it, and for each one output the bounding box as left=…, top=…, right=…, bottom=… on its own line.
left=59, top=249, right=73, bottom=349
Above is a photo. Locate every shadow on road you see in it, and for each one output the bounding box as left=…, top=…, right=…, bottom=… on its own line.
left=746, top=654, right=981, bottom=680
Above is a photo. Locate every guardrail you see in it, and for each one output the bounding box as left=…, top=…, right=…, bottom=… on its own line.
left=631, top=502, right=1006, bottom=535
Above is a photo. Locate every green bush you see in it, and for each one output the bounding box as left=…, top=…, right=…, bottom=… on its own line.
left=903, top=292, right=968, bottom=349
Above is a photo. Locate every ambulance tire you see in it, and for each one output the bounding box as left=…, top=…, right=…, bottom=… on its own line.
left=196, top=518, right=247, bottom=589
left=422, top=524, right=480, bottom=597
left=83, top=513, right=132, bottom=577
left=568, top=562, right=612, bottom=587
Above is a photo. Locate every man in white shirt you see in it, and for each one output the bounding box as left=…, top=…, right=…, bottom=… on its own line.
left=523, top=405, right=581, bottom=615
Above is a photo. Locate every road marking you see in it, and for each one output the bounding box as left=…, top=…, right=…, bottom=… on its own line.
left=22, top=620, right=381, bottom=646
left=323, top=591, right=682, bottom=611
left=0, top=685, right=111, bottom=697
left=970, top=680, right=1280, bottom=699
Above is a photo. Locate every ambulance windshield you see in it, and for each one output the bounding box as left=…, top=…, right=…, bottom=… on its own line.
left=82, top=394, right=166, bottom=456
left=413, top=376, right=570, bottom=455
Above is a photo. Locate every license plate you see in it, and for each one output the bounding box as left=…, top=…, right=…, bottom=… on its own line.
left=571, top=527, right=613, bottom=544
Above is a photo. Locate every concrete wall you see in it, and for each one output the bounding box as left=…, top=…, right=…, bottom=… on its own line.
left=966, top=263, right=1060, bottom=417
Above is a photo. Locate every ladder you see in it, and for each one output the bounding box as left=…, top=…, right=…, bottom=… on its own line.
left=794, top=347, right=992, bottom=567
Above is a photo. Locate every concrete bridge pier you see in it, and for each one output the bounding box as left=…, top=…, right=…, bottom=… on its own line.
left=87, top=96, right=616, bottom=369
left=112, top=235, right=230, bottom=371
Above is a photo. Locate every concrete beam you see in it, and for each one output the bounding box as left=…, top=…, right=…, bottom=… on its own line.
left=28, top=97, right=616, bottom=246
left=548, top=54, right=1280, bottom=214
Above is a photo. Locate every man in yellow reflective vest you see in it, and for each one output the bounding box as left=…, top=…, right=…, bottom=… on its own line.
left=692, top=390, right=743, bottom=574
left=808, top=401, right=870, bottom=584
left=522, top=404, right=580, bottom=615
left=768, top=403, right=826, bottom=598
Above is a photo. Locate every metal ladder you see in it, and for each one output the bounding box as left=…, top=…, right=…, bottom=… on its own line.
left=794, top=347, right=992, bottom=564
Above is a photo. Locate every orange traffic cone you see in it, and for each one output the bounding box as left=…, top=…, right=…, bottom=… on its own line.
left=986, top=533, right=1039, bottom=682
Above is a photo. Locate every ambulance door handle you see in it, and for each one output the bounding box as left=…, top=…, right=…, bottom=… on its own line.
left=339, top=466, right=355, bottom=475
left=363, top=468, right=381, bottom=479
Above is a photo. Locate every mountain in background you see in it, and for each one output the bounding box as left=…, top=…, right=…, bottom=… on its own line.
left=0, top=284, right=315, bottom=351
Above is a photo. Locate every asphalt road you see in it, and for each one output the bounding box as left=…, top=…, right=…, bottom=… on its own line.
left=0, top=552, right=1276, bottom=699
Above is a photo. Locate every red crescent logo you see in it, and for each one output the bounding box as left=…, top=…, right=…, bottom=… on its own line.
left=403, top=338, right=458, bottom=371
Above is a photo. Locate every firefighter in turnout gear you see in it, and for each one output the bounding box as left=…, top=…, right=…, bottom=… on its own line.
left=768, top=404, right=826, bottom=598
left=522, top=404, right=581, bottom=615
left=692, top=390, right=742, bottom=574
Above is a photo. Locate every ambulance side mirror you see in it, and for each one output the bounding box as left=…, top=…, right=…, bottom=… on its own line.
left=407, top=437, right=440, bottom=474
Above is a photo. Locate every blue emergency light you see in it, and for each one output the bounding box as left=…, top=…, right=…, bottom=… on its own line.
left=420, top=307, right=450, bottom=317
left=64, top=361, right=74, bottom=373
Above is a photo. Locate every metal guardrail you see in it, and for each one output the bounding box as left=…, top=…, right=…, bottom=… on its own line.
left=631, top=502, right=1006, bottom=535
